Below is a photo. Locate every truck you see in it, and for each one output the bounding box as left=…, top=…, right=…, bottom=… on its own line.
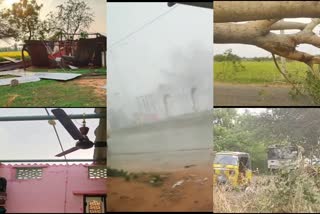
left=267, top=145, right=300, bottom=171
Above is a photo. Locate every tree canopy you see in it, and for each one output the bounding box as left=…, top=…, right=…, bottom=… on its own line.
left=46, top=0, right=94, bottom=40
left=213, top=108, right=320, bottom=173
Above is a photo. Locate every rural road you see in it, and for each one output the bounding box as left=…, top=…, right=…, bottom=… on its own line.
left=214, top=82, right=315, bottom=106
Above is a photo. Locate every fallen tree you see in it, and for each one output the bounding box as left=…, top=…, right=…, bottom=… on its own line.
left=214, top=1, right=320, bottom=102
left=214, top=1, right=320, bottom=67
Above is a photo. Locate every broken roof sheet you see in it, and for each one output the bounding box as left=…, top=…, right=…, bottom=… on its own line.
left=34, top=72, right=81, bottom=81
left=0, top=69, right=81, bottom=86
left=0, top=76, right=41, bottom=86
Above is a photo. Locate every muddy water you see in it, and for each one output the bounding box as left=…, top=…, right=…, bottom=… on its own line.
left=107, top=111, right=213, bottom=172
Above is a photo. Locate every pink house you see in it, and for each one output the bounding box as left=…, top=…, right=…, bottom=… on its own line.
left=0, top=163, right=106, bottom=213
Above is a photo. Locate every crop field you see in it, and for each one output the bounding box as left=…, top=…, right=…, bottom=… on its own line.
left=214, top=61, right=309, bottom=84
left=0, top=51, right=29, bottom=61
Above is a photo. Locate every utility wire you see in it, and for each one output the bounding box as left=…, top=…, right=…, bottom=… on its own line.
left=108, top=4, right=179, bottom=51
left=44, top=108, right=68, bottom=164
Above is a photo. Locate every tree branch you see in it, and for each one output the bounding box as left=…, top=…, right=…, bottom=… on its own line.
left=214, top=1, right=320, bottom=23
left=271, top=21, right=307, bottom=31
left=215, top=18, right=320, bottom=65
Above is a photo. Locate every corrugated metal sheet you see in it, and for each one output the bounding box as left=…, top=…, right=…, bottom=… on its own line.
left=0, top=76, right=41, bottom=86
left=34, top=72, right=81, bottom=81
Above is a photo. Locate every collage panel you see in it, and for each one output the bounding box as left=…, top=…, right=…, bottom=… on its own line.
left=213, top=2, right=320, bottom=213
left=214, top=1, right=320, bottom=107
left=0, top=0, right=106, bottom=107
left=213, top=107, right=320, bottom=213
left=107, top=2, right=213, bottom=212
left=0, top=108, right=107, bottom=213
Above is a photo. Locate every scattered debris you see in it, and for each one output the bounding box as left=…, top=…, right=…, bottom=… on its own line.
left=0, top=61, right=31, bottom=72
left=172, top=180, right=184, bottom=188
left=10, top=79, right=19, bottom=87
left=184, top=164, right=196, bottom=168
left=2, top=57, right=21, bottom=63
left=0, top=70, right=81, bottom=86
left=69, top=65, right=79, bottom=70
left=34, top=72, right=81, bottom=81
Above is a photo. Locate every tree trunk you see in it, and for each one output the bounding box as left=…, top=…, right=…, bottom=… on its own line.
left=214, top=1, right=320, bottom=23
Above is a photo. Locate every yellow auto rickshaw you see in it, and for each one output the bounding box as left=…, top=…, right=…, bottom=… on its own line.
left=213, top=151, right=252, bottom=187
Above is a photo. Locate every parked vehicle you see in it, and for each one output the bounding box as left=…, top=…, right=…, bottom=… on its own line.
left=267, top=145, right=299, bottom=172
left=213, top=151, right=252, bottom=187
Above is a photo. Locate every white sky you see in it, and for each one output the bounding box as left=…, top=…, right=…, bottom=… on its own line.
left=214, top=18, right=320, bottom=57
left=0, top=108, right=100, bottom=163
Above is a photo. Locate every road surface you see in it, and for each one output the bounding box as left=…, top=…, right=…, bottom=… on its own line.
left=214, top=82, right=315, bottom=106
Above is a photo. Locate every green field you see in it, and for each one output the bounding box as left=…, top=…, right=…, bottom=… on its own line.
left=214, top=61, right=309, bottom=84
left=0, top=68, right=106, bottom=107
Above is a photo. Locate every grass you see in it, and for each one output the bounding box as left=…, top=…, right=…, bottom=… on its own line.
left=107, top=167, right=166, bottom=187
left=214, top=60, right=308, bottom=84
left=0, top=79, right=105, bottom=107
left=0, top=67, right=106, bottom=107
left=213, top=168, right=320, bottom=213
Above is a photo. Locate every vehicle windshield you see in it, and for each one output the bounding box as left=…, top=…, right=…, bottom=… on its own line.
left=214, top=154, right=238, bottom=165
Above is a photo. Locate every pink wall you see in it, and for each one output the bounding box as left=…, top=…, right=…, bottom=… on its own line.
left=0, top=164, right=106, bottom=213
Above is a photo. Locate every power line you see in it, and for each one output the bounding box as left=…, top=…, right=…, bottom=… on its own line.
left=108, top=4, right=179, bottom=51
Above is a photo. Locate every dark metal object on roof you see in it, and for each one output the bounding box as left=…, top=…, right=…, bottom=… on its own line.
left=167, top=2, right=213, bottom=9
left=0, top=113, right=104, bottom=122
left=22, top=34, right=107, bottom=68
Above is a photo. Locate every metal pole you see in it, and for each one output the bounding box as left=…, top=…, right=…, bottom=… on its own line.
left=0, top=113, right=105, bottom=122
left=0, top=159, right=104, bottom=163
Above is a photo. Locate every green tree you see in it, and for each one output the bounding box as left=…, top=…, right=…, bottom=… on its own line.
left=47, top=0, right=94, bottom=40
left=254, top=108, right=320, bottom=157
left=213, top=109, right=276, bottom=173
left=2, top=0, right=43, bottom=41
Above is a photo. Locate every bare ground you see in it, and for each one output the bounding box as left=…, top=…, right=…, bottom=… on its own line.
left=73, top=77, right=106, bottom=100
left=107, top=166, right=212, bottom=212
left=214, top=82, right=315, bottom=106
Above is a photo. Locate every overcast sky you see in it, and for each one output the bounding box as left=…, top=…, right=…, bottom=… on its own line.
left=0, top=108, right=100, bottom=164
left=214, top=18, right=320, bottom=57
left=107, top=2, right=212, bottom=115
left=0, top=0, right=106, bottom=46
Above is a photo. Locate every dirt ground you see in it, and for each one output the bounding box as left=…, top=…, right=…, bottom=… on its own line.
left=73, top=77, right=106, bottom=100
left=107, top=166, right=212, bottom=212
left=214, top=82, right=314, bottom=106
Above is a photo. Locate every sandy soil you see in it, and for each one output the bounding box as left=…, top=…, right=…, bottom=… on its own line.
left=73, top=77, right=106, bottom=100
left=107, top=166, right=212, bottom=212
left=214, top=82, right=314, bottom=106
